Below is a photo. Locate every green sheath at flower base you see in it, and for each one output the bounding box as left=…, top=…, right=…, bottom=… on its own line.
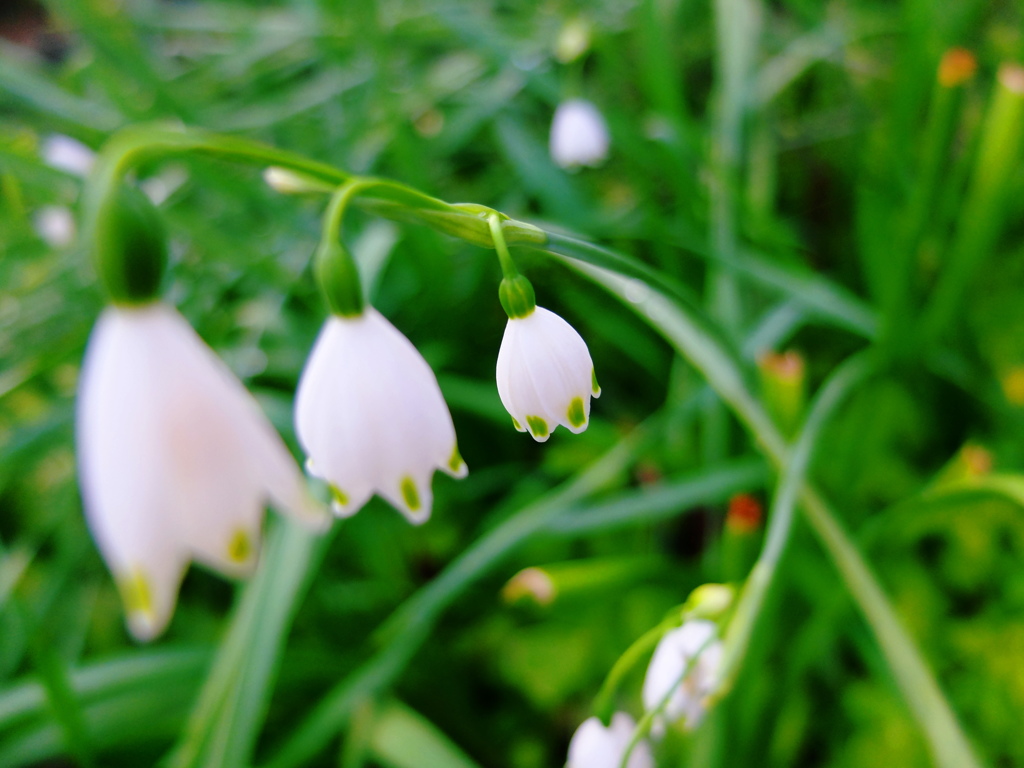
left=94, top=185, right=167, bottom=305
left=315, top=239, right=365, bottom=317
left=498, top=275, right=536, bottom=319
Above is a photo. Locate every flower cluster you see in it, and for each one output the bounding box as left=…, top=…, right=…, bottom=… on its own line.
left=76, top=179, right=600, bottom=640
left=565, top=618, right=724, bottom=767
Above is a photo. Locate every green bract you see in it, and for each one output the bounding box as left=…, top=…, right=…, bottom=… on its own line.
left=315, top=239, right=365, bottom=317
left=94, top=186, right=167, bottom=305
left=498, top=275, right=536, bottom=319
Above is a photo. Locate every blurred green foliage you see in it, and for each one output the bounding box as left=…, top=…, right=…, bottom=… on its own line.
left=1, top=0, right=1023, bottom=767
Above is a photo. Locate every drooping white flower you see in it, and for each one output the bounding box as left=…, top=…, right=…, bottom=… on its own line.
left=77, top=303, right=326, bottom=641
left=550, top=99, right=610, bottom=169
left=642, top=619, right=724, bottom=732
left=294, top=307, right=466, bottom=524
left=566, top=712, right=654, bottom=768
left=496, top=306, right=599, bottom=442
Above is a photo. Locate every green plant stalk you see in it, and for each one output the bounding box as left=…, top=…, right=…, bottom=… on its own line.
left=704, top=0, right=760, bottom=468
left=0, top=648, right=209, bottom=730
left=922, top=65, right=1024, bottom=344
left=167, top=520, right=323, bottom=768
left=713, top=352, right=874, bottom=694
left=592, top=622, right=675, bottom=726
left=27, top=642, right=96, bottom=768
left=554, top=252, right=982, bottom=768
left=82, top=125, right=545, bottom=260
left=894, top=68, right=971, bottom=322
left=709, top=0, right=760, bottom=340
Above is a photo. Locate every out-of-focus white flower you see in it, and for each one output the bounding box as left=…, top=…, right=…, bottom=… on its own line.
left=295, top=307, right=466, bottom=524
left=33, top=205, right=76, bottom=248
left=263, top=166, right=309, bottom=194
left=566, top=712, right=654, bottom=768
left=41, top=134, right=95, bottom=177
left=642, top=619, right=723, bottom=733
left=496, top=306, right=599, bottom=442
left=263, top=166, right=332, bottom=195
left=77, top=303, right=325, bottom=641
left=550, top=99, right=610, bottom=169
left=140, top=166, right=189, bottom=205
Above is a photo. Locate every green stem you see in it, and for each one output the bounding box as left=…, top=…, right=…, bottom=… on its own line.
left=82, top=124, right=546, bottom=265
left=322, top=180, right=380, bottom=245
left=922, top=65, right=1024, bottom=344
left=592, top=621, right=675, bottom=726
left=487, top=213, right=518, bottom=280
left=167, top=520, right=325, bottom=768
left=714, top=352, right=874, bottom=694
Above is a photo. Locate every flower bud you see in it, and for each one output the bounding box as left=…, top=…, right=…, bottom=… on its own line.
left=94, top=185, right=168, bottom=305
left=315, top=239, right=365, bottom=318
left=757, top=350, right=806, bottom=438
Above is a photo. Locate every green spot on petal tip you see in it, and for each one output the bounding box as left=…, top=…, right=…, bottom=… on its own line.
left=512, top=417, right=523, bottom=431
left=400, top=476, right=421, bottom=510
left=526, top=415, right=549, bottom=438
left=329, top=484, right=349, bottom=507
left=448, top=446, right=464, bottom=473
left=118, top=569, right=153, bottom=617
left=591, top=367, right=601, bottom=395
left=567, top=397, right=587, bottom=428
left=227, top=529, right=252, bottom=563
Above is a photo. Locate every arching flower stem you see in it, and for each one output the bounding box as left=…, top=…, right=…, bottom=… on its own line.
left=489, top=213, right=537, bottom=319
left=487, top=212, right=519, bottom=282
left=591, top=618, right=678, bottom=725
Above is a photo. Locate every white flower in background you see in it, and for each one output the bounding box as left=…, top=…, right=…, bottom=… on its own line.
left=77, top=303, right=326, bottom=641
left=642, top=619, right=723, bottom=733
left=295, top=307, right=466, bottom=524
left=41, top=134, right=95, bottom=177
left=33, top=205, right=76, bottom=248
left=496, top=306, right=599, bottom=442
left=550, top=99, right=610, bottom=169
left=566, top=712, right=654, bottom=768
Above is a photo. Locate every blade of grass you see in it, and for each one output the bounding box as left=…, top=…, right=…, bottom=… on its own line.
left=0, top=648, right=208, bottom=729
left=166, top=519, right=326, bottom=768
left=714, top=352, right=874, bottom=693
left=544, top=458, right=768, bottom=535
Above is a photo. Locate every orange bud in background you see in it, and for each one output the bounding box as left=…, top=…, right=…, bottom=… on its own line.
left=938, top=48, right=977, bottom=88
left=726, top=493, right=763, bottom=535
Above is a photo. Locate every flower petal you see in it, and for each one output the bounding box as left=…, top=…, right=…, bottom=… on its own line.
left=295, top=308, right=464, bottom=523
left=496, top=307, right=597, bottom=441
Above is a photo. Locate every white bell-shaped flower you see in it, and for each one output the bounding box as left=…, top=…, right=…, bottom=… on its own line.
left=550, top=99, right=610, bottom=169
left=77, top=303, right=326, bottom=641
left=294, top=307, right=466, bottom=524
left=642, top=619, right=724, bottom=732
left=496, top=306, right=600, bottom=442
left=566, top=712, right=654, bottom=768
